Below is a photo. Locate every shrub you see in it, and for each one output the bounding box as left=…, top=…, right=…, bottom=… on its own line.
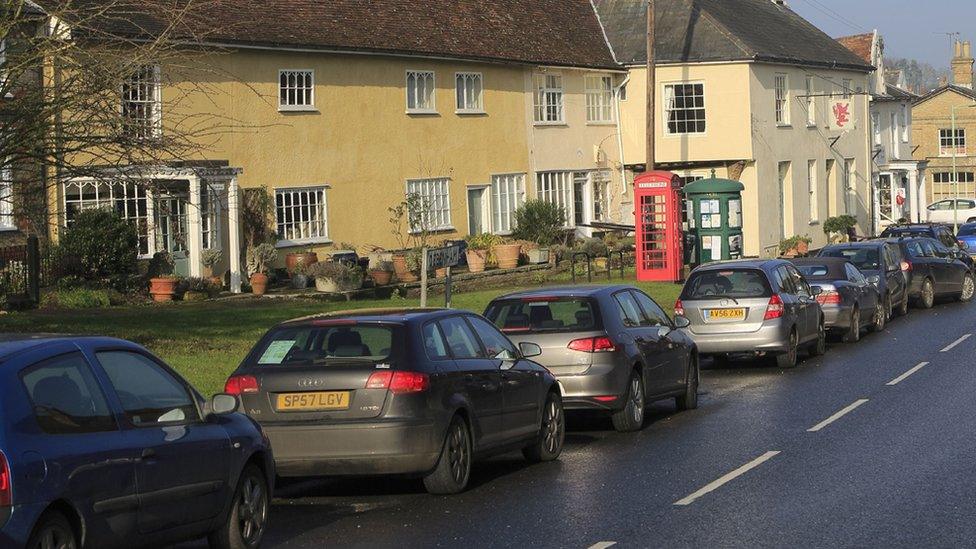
left=576, top=237, right=609, bottom=258
left=308, top=261, right=362, bottom=283
left=465, top=233, right=502, bottom=250
left=177, top=277, right=220, bottom=297
left=511, top=200, right=567, bottom=247
left=56, top=209, right=139, bottom=286
left=246, top=243, right=278, bottom=275
left=43, top=288, right=113, bottom=309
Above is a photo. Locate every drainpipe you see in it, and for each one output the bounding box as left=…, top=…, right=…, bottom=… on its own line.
left=614, top=75, right=631, bottom=196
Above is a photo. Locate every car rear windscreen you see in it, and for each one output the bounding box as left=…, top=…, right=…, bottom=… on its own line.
left=680, top=269, right=772, bottom=300
left=485, top=298, right=598, bottom=333
left=252, top=324, right=394, bottom=365
left=881, top=228, right=924, bottom=238
left=795, top=264, right=830, bottom=278
left=820, top=247, right=880, bottom=271
left=959, top=225, right=976, bottom=237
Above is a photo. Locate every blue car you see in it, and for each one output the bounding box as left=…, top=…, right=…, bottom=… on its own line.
left=958, top=223, right=976, bottom=256
left=0, top=335, right=274, bottom=549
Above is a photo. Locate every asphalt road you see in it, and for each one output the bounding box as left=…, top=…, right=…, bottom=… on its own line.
left=183, top=296, right=976, bottom=548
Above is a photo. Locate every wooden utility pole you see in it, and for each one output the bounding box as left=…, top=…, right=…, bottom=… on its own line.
left=646, top=0, right=656, bottom=172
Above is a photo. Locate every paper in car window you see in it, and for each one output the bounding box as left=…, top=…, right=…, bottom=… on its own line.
left=259, top=340, right=295, bottom=364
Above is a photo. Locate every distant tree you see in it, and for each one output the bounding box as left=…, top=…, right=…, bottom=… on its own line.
left=886, top=57, right=949, bottom=94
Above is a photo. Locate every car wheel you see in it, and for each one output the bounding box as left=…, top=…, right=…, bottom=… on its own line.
left=958, top=273, right=975, bottom=302
left=611, top=370, right=645, bottom=432
left=919, top=278, right=935, bottom=309
left=842, top=307, right=860, bottom=343
left=869, top=302, right=886, bottom=333
left=882, top=294, right=892, bottom=322
left=423, top=415, right=472, bottom=494
left=896, top=291, right=910, bottom=316
left=27, top=511, right=77, bottom=549
left=675, top=353, right=700, bottom=411
left=208, top=464, right=268, bottom=549
left=523, top=392, right=565, bottom=463
left=775, top=329, right=799, bottom=368
left=810, top=319, right=827, bottom=357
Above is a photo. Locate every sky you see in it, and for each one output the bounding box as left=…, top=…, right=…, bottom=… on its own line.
left=789, top=0, right=976, bottom=68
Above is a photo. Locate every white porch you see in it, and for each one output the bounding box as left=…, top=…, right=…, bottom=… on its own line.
left=60, top=164, right=245, bottom=293
left=874, top=161, right=927, bottom=229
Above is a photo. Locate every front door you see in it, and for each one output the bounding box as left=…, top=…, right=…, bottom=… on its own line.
left=92, top=350, right=230, bottom=534
left=612, top=290, right=669, bottom=391
left=630, top=290, right=687, bottom=390
left=467, top=187, right=487, bottom=235
left=438, top=316, right=504, bottom=449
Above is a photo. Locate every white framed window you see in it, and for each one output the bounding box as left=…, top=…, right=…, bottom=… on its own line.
left=278, top=70, right=314, bottom=110
left=619, top=83, right=627, bottom=101
left=872, top=112, right=881, bottom=146
left=0, top=163, right=13, bottom=230
left=889, top=112, right=898, bottom=158
left=490, top=173, right=525, bottom=234
left=932, top=171, right=976, bottom=200
left=533, top=74, right=564, bottom=124
left=121, top=65, right=161, bottom=139
left=940, top=128, right=966, bottom=156
left=585, top=75, right=614, bottom=123
left=807, top=160, right=818, bottom=223
left=844, top=158, right=856, bottom=215
left=455, top=72, right=483, bottom=113
left=900, top=104, right=909, bottom=142
left=592, top=170, right=612, bottom=221
left=842, top=78, right=853, bottom=99
left=664, top=82, right=706, bottom=134
left=406, top=70, right=436, bottom=113
left=774, top=74, right=790, bottom=126
left=537, top=171, right=574, bottom=227
left=155, top=192, right=188, bottom=253
left=62, top=181, right=151, bottom=256
left=275, top=187, right=329, bottom=245
left=201, top=187, right=221, bottom=250
left=406, top=178, right=452, bottom=232
left=805, top=76, right=815, bottom=126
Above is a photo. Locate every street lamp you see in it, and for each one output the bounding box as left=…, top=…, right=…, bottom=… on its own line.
left=950, top=101, right=976, bottom=233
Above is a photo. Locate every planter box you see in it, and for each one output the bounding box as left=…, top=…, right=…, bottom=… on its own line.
left=526, top=248, right=550, bottom=264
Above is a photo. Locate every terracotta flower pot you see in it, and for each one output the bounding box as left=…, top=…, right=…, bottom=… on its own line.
left=250, top=273, right=269, bottom=296
left=370, top=269, right=393, bottom=286
left=315, top=277, right=339, bottom=293
left=286, top=252, right=318, bottom=275
left=434, top=267, right=448, bottom=278
left=209, top=275, right=223, bottom=289
left=466, top=249, right=488, bottom=273
left=493, top=243, right=522, bottom=269
left=393, top=254, right=410, bottom=277
left=149, top=277, right=177, bottom=303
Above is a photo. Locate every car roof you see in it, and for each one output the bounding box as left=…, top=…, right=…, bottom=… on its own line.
left=281, top=307, right=458, bottom=326
left=790, top=257, right=853, bottom=278
left=822, top=241, right=886, bottom=249
left=0, top=334, right=138, bottom=363
left=690, top=259, right=787, bottom=272
left=493, top=285, right=633, bottom=301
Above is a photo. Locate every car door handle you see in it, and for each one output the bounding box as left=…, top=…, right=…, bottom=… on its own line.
left=140, top=448, right=157, bottom=461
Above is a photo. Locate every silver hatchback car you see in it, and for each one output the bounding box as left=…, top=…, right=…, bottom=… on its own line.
left=676, top=260, right=826, bottom=368
left=485, top=286, right=699, bottom=433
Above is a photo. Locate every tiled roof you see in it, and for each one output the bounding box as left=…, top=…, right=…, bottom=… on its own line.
left=72, top=0, right=620, bottom=70
left=914, top=84, right=976, bottom=105
left=836, top=33, right=874, bottom=64
left=592, top=0, right=873, bottom=71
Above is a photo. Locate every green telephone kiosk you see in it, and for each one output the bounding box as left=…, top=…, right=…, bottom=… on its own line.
left=683, top=173, right=745, bottom=265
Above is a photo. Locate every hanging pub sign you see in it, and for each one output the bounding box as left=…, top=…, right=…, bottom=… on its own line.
left=829, top=98, right=854, bottom=131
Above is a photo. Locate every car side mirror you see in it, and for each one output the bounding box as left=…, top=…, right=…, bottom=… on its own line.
left=210, top=394, right=238, bottom=416
left=656, top=325, right=673, bottom=339
left=867, top=275, right=881, bottom=285
left=518, top=342, right=542, bottom=358
left=673, top=316, right=691, bottom=329
left=958, top=240, right=970, bottom=251
left=811, top=286, right=823, bottom=296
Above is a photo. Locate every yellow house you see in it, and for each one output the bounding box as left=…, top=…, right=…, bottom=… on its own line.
left=50, top=0, right=622, bottom=291
left=594, top=0, right=874, bottom=257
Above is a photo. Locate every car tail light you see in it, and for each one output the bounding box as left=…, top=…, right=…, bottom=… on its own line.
left=224, top=375, right=260, bottom=396
left=568, top=336, right=617, bottom=353
left=764, top=294, right=785, bottom=321
left=0, top=450, right=11, bottom=507
left=366, top=371, right=429, bottom=394
left=593, top=395, right=618, bottom=402
left=816, top=290, right=842, bottom=305
left=674, top=299, right=685, bottom=317
left=900, top=260, right=913, bottom=272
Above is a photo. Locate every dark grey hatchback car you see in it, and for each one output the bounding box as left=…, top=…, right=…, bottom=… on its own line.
left=227, top=308, right=565, bottom=495
left=484, top=286, right=699, bottom=433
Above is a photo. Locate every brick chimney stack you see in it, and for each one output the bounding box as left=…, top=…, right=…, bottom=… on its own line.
left=951, top=39, right=974, bottom=89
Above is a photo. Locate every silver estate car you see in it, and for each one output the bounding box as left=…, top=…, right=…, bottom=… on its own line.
left=676, top=260, right=826, bottom=368
left=485, top=286, right=699, bottom=433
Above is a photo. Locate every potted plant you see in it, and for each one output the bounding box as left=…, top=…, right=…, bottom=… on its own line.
left=779, top=235, right=813, bottom=258
left=493, top=238, right=522, bottom=269
left=148, top=252, right=178, bottom=302
left=309, top=261, right=364, bottom=293
left=370, top=259, right=394, bottom=285
left=246, top=243, right=278, bottom=296
left=823, top=215, right=858, bottom=243
left=398, top=248, right=422, bottom=282
left=289, top=262, right=311, bottom=290
left=179, top=277, right=219, bottom=301
left=201, top=249, right=223, bottom=288
left=285, top=247, right=318, bottom=276
left=465, top=233, right=500, bottom=273
left=512, top=199, right=567, bottom=264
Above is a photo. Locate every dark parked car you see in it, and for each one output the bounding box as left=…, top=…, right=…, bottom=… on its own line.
left=483, top=286, right=698, bottom=433
left=0, top=336, right=273, bottom=549
left=676, top=260, right=826, bottom=368
left=880, top=222, right=970, bottom=256
left=791, top=257, right=884, bottom=342
left=886, top=237, right=976, bottom=308
left=818, top=241, right=911, bottom=320
left=227, top=308, right=564, bottom=495
left=957, top=223, right=976, bottom=257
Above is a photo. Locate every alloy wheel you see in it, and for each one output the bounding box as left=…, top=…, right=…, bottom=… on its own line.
left=542, top=399, right=564, bottom=454
left=873, top=303, right=886, bottom=331
left=963, top=275, right=975, bottom=301
left=34, top=525, right=75, bottom=549
left=786, top=331, right=798, bottom=365
left=448, top=421, right=470, bottom=485
left=847, top=308, right=860, bottom=342
left=237, top=475, right=268, bottom=545
left=630, top=375, right=645, bottom=424
left=922, top=280, right=935, bottom=308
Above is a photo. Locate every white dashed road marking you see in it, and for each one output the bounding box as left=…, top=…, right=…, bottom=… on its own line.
left=587, top=543, right=617, bottom=549
left=886, top=362, right=930, bottom=386
left=807, top=399, right=869, bottom=432
left=940, top=334, right=972, bottom=353
left=673, top=451, right=781, bottom=506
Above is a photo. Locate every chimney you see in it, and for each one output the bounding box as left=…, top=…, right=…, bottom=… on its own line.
left=952, top=39, right=974, bottom=89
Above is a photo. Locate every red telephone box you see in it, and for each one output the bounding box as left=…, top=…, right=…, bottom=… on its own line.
left=634, top=171, right=683, bottom=282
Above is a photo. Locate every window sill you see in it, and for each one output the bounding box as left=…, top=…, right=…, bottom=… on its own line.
left=456, top=109, right=487, bottom=116
left=586, top=121, right=617, bottom=126
left=275, top=237, right=332, bottom=248
left=809, top=220, right=820, bottom=226
left=533, top=122, right=568, bottom=127
left=278, top=106, right=318, bottom=113
left=664, top=132, right=706, bottom=138
left=408, top=226, right=455, bottom=235
left=776, top=123, right=792, bottom=128
left=0, top=225, right=18, bottom=232
left=406, top=109, right=439, bottom=116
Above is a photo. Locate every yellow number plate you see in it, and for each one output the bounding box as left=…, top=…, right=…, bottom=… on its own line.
left=275, top=391, right=350, bottom=412
left=706, top=308, right=746, bottom=320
